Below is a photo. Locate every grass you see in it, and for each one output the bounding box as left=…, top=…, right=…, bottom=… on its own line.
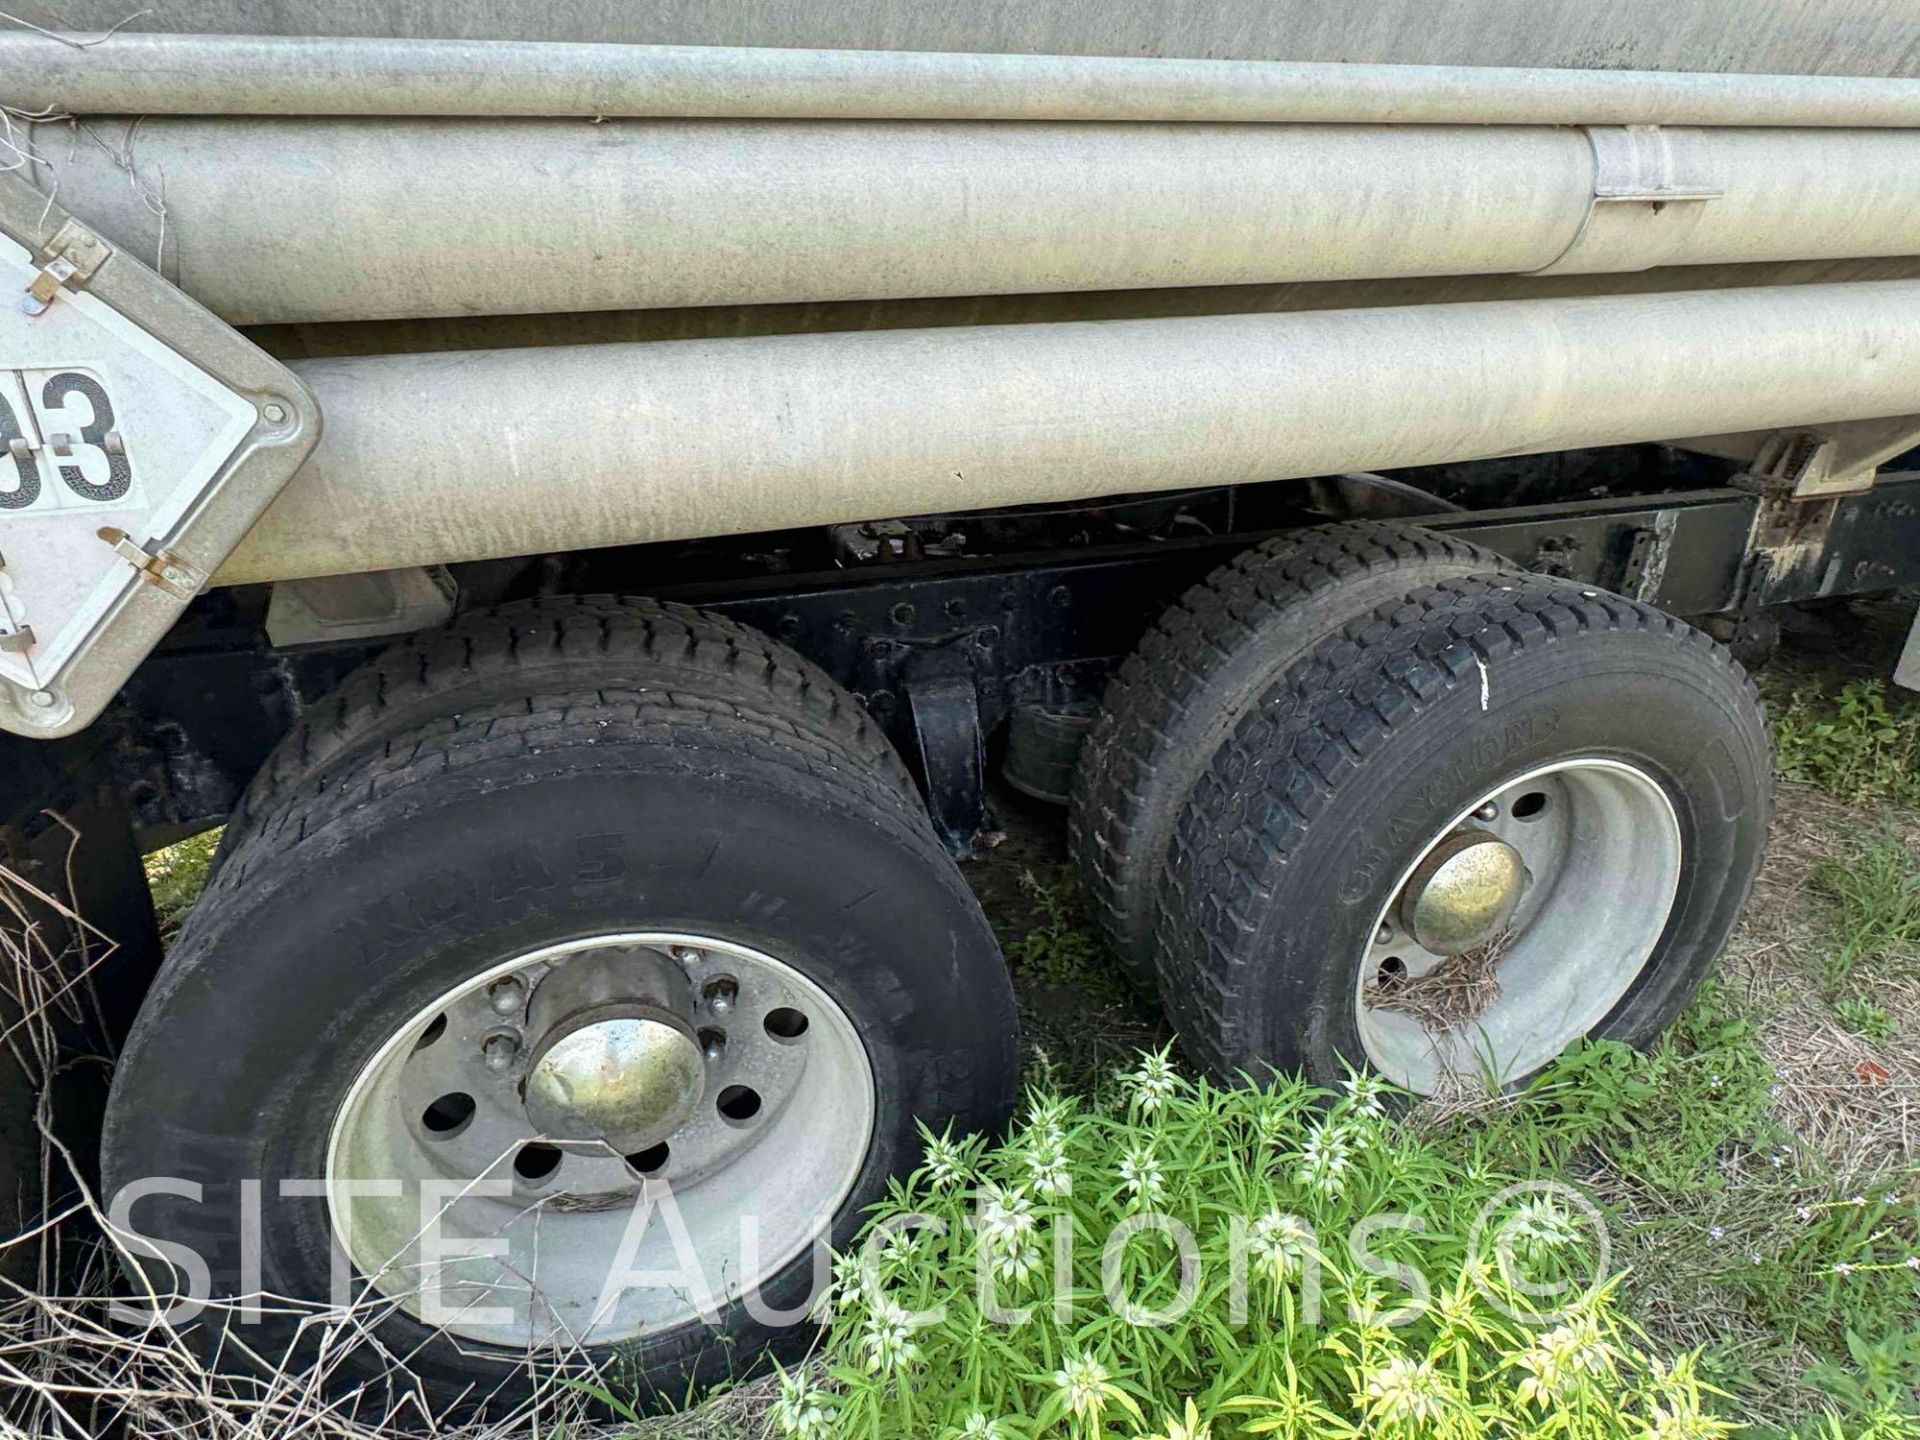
left=141, top=826, right=219, bottom=938
left=1807, top=835, right=1920, bottom=1002
left=1774, top=679, right=1920, bottom=809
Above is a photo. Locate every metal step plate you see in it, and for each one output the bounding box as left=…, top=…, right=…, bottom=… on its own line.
left=0, top=172, right=318, bottom=739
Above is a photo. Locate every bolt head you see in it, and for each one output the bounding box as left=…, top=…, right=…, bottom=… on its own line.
left=482, top=1032, right=521, bottom=1071
left=488, top=976, right=527, bottom=1015
left=26, top=689, right=56, bottom=708
left=19, top=295, right=50, bottom=317
left=262, top=402, right=288, bottom=424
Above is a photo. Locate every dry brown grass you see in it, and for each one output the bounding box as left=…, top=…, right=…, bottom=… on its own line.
left=1720, top=783, right=1920, bottom=1179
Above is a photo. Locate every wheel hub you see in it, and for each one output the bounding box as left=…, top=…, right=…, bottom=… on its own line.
left=523, top=1011, right=705, bottom=1151
left=1399, top=830, right=1527, bottom=955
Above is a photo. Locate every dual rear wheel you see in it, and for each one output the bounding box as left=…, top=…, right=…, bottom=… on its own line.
left=103, top=524, right=1772, bottom=1411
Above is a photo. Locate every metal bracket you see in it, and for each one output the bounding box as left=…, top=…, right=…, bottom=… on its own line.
left=1729, top=416, right=1920, bottom=502
left=22, top=217, right=111, bottom=314
left=96, top=526, right=206, bottom=602
left=1534, top=126, right=1721, bottom=275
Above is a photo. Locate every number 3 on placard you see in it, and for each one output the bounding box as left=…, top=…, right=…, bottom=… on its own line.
left=0, top=369, right=134, bottom=511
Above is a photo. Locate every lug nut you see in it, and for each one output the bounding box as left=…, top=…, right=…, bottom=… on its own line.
left=702, top=976, right=738, bottom=1015
left=482, top=1032, right=521, bottom=1071
left=700, top=1028, right=728, bottom=1063
left=1375, top=922, right=1394, bottom=945
left=1473, top=802, right=1500, bottom=822
left=487, top=976, right=526, bottom=1015
left=670, top=945, right=702, bottom=966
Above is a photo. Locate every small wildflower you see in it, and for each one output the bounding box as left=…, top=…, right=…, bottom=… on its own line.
left=859, top=1314, right=921, bottom=1376
left=1905, top=1256, right=1920, bottom=1271
left=1834, top=1262, right=1854, bottom=1276
left=1249, top=1210, right=1313, bottom=1282
left=829, top=1252, right=867, bottom=1313
left=1027, top=1140, right=1072, bottom=1198
left=1361, top=1355, right=1451, bottom=1424
left=924, top=1130, right=971, bottom=1190
left=1299, top=1122, right=1352, bottom=1200
left=1054, top=1351, right=1115, bottom=1421
left=1342, top=1070, right=1389, bottom=1117
left=1512, top=1314, right=1616, bottom=1407
left=1768, top=1152, right=1785, bottom=1169
left=1851, top=1194, right=1869, bottom=1207
left=990, top=1237, right=1043, bottom=1285
left=1748, top=1250, right=1763, bottom=1266
left=1509, top=1195, right=1581, bottom=1259
left=1122, top=1046, right=1184, bottom=1114
left=976, top=1182, right=1036, bottom=1247
left=1118, top=1145, right=1166, bottom=1207
left=954, top=1415, right=1005, bottom=1440
left=773, top=1369, right=833, bottom=1438
left=1707, top=1225, right=1724, bottom=1241
left=1795, top=1206, right=1814, bottom=1222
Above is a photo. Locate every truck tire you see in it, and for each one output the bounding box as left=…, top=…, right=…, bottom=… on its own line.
left=1156, top=574, right=1771, bottom=1091
left=216, top=594, right=916, bottom=871
left=1069, top=522, right=1511, bottom=994
left=102, top=626, right=1018, bottom=1415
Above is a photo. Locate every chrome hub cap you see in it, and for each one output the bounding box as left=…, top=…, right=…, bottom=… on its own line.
left=1357, top=757, right=1682, bottom=1094
left=523, top=1013, right=706, bottom=1151
left=325, top=933, right=875, bottom=1348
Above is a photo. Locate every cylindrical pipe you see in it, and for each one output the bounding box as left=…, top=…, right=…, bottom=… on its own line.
left=41, top=119, right=1920, bottom=326
left=9, top=32, right=1920, bottom=127
left=220, top=281, right=1920, bottom=584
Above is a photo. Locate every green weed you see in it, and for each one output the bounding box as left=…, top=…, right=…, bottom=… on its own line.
left=1808, top=834, right=1920, bottom=1000
left=1833, top=996, right=1900, bottom=1044
left=141, top=827, right=219, bottom=938
left=1008, top=870, right=1127, bottom=1004
left=1774, top=680, right=1920, bottom=807
left=797, top=1056, right=1743, bottom=1440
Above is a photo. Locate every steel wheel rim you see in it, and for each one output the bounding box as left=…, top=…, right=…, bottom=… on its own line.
left=1354, top=757, right=1682, bottom=1094
left=325, top=932, right=875, bottom=1348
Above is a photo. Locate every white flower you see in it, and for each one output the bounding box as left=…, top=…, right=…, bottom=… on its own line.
left=1834, top=1262, right=1854, bottom=1276
left=773, top=1370, right=833, bottom=1438
left=990, top=1237, right=1043, bottom=1285
left=1118, top=1145, right=1165, bottom=1207
left=1299, top=1122, right=1352, bottom=1199
left=828, top=1252, right=867, bottom=1313
left=954, top=1414, right=1005, bottom=1440
left=1342, top=1071, right=1389, bottom=1117
left=1905, top=1256, right=1919, bottom=1271
left=1121, top=1047, right=1183, bottom=1114
left=975, top=1182, right=1036, bottom=1246
left=924, top=1130, right=971, bottom=1190
left=1249, top=1210, right=1313, bottom=1281
left=1512, top=1315, right=1615, bottom=1407
left=859, top=1314, right=920, bottom=1376
left=1509, top=1195, right=1581, bottom=1258
left=1054, top=1351, right=1114, bottom=1421
left=1027, top=1140, right=1072, bottom=1198
left=1707, top=1225, right=1725, bottom=1241
left=1362, top=1355, right=1451, bottom=1423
